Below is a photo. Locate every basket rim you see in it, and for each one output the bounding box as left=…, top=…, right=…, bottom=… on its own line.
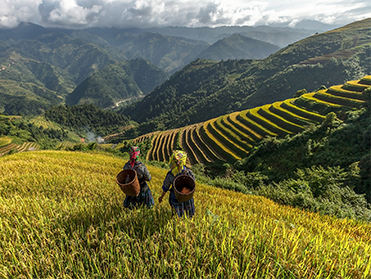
left=116, top=169, right=138, bottom=187
left=173, top=174, right=196, bottom=196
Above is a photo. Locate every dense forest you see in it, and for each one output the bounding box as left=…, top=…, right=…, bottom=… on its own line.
left=45, top=103, right=133, bottom=138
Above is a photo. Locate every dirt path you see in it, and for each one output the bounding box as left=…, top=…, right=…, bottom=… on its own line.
left=104, top=96, right=143, bottom=109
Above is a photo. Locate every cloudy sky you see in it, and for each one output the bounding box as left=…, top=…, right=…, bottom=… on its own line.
left=0, top=0, right=370, bottom=29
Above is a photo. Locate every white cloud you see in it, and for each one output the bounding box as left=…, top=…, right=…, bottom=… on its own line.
left=0, top=0, right=42, bottom=27
left=0, top=0, right=370, bottom=29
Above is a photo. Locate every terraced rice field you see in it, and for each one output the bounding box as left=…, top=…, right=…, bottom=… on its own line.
left=146, top=129, right=180, bottom=162
left=132, top=76, right=369, bottom=165
left=133, top=131, right=158, bottom=145
left=0, top=136, right=12, bottom=147
left=0, top=140, right=40, bottom=156
left=30, top=115, right=61, bottom=129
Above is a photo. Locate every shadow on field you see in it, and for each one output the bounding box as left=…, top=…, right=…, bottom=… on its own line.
left=117, top=205, right=176, bottom=240
left=53, top=201, right=176, bottom=243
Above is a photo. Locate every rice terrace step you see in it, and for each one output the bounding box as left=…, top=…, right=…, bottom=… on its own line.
left=0, top=139, right=40, bottom=156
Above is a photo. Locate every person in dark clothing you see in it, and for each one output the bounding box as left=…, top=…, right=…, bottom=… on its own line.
left=158, top=150, right=196, bottom=218
left=123, top=146, right=154, bottom=209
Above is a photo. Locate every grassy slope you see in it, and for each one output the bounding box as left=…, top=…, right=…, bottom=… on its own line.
left=0, top=151, right=370, bottom=278
left=0, top=136, right=12, bottom=147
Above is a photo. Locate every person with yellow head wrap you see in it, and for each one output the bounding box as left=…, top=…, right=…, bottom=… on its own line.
left=169, top=150, right=187, bottom=176
left=158, top=150, right=196, bottom=218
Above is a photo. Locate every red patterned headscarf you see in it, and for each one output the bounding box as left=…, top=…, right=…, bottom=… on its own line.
left=128, top=146, right=140, bottom=167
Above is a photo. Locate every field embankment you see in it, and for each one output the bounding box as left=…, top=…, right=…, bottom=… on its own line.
left=0, top=151, right=370, bottom=278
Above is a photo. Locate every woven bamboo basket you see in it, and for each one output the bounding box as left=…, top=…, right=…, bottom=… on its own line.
left=173, top=174, right=196, bottom=203
left=116, top=169, right=140, bottom=197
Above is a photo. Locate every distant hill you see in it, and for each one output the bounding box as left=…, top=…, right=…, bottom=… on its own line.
left=0, top=29, right=126, bottom=85
left=0, top=21, right=312, bottom=115
left=197, top=34, right=280, bottom=60
left=138, top=25, right=321, bottom=47
left=66, top=34, right=279, bottom=108
left=121, top=32, right=210, bottom=73
left=0, top=22, right=48, bottom=41
left=120, top=18, right=371, bottom=132
left=294, top=19, right=340, bottom=31
left=119, top=58, right=256, bottom=132
left=0, top=26, right=128, bottom=114
left=66, top=58, right=169, bottom=108
left=0, top=23, right=208, bottom=114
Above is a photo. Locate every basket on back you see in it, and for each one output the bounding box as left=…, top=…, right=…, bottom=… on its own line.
left=116, top=169, right=140, bottom=196
left=173, top=174, right=196, bottom=203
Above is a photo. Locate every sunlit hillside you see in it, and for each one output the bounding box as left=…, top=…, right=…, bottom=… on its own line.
left=120, top=19, right=371, bottom=131
left=0, top=150, right=370, bottom=278
left=131, top=75, right=370, bottom=165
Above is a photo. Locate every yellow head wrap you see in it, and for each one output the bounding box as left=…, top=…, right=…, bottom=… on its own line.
left=169, top=150, right=187, bottom=176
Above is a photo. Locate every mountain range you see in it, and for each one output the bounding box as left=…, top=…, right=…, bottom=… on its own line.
left=0, top=18, right=370, bottom=121
left=0, top=20, right=330, bottom=115
left=120, top=18, right=371, bottom=134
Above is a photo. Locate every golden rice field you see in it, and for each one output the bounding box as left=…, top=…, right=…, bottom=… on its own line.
left=0, top=138, right=40, bottom=156
left=0, top=150, right=370, bottom=278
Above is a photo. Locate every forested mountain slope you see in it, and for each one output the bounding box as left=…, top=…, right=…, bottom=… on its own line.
left=120, top=32, right=210, bottom=73
left=197, top=34, right=280, bottom=60
left=0, top=27, right=128, bottom=114
left=0, top=30, right=126, bottom=85
left=0, top=38, right=167, bottom=114
left=119, top=59, right=256, bottom=132
left=121, top=18, right=371, bottom=133
left=66, top=58, right=169, bottom=108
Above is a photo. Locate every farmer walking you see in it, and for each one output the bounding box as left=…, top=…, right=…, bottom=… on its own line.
left=158, top=150, right=196, bottom=218
left=123, top=146, right=154, bottom=209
